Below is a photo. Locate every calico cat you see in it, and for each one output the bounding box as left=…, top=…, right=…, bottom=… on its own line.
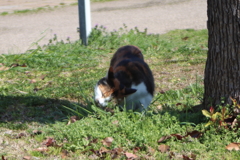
left=94, top=45, right=154, bottom=111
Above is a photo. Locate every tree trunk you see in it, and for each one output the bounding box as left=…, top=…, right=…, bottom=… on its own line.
left=204, top=0, right=240, bottom=108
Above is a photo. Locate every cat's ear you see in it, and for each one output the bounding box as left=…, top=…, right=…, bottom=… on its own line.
left=124, top=88, right=137, bottom=95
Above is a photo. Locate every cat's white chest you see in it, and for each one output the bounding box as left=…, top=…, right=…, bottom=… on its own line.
left=124, top=82, right=153, bottom=111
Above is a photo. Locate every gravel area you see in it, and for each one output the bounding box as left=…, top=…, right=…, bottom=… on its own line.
left=0, top=0, right=207, bottom=54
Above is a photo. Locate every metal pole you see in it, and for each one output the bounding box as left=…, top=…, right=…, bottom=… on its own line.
left=78, top=0, right=91, bottom=45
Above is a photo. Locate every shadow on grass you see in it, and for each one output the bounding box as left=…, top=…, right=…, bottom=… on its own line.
left=0, top=94, right=205, bottom=130
left=151, top=102, right=205, bottom=125
left=0, top=95, right=81, bottom=124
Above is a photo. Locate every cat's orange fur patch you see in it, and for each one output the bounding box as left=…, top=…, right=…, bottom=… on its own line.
left=99, top=84, right=113, bottom=98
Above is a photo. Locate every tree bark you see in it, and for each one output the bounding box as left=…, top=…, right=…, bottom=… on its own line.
left=204, top=0, right=240, bottom=108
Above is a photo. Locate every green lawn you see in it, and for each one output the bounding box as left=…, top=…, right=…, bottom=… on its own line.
left=0, top=26, right=239, bottom=159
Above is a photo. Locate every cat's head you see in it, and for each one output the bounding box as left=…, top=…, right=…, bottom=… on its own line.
left=94, top=67, right=137, bottom=107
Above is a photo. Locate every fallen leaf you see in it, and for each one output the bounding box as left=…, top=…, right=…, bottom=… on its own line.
left=133, top=147, right=141, bottom=153
left=10, top=63, right=27, bottom=67
left=30, top=79, right=37, bottom=83
left=112, top=120, right=119, bottom=125
left=67, top=116, right=80, bottom=125
left=191, top=153, right=197, bottom=160
left=183, top=154, right=192, bottom=160
left=0, top=64, right=10, bottom=71
left=105, top=107, right=115, bottom=114
left=234, top=107, right=240, bottom=114
left=89, top=138, right=98, bottom=145
left=226, top=143, right=240, bottom=151
left=125, top=152, right=138, bottom=159
left=32, top=130, right=42, bottom=135
left=112, top=147, right=123, bottom=155
left=99, top=146, right=109, bottom=154
left=171, top=134, right=184, bottom=140
left=169, top=151, right=175, bottom=159
left=10, top=63, right=19, bottom=67
left=16, top=132, right=26, bottom=139
left=182, top=36, right=189, bottom=41
left=39, top=74, right=47, bottom=80
left=185, top=130, right=203, bottom=139
left=34, top=147, right=48, bottom=152
left=43, top=138, right=56, bottom=147
left=102, top=137, right=114, bottom=147
left=157, top=135, right=171, bottom=143
left=88, top=154, right=98, bottom=159
left=14, top=88, right=28, bottom=94
left=160, top=90, right=165, bottom=94
left=156, top=105, right=163, bottom=111
left=110, top=149, right=121, bottom=159
left=231, top=118, right=240, bottom=129
left=61, top=150, right=68, bottom=159
left=147, top=146, right=155, bottom=154
left=158, top=144, right=170, bottom=153
left=23, top=156, right=31, bottom=160
left=182, top=153, right=196, bottom=160
left=25, top=71, right=31, bottom=75
left=2, top=155, right=7, bottom=160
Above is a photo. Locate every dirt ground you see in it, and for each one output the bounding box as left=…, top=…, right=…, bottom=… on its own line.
left=0, top=0, right=207, bottom=54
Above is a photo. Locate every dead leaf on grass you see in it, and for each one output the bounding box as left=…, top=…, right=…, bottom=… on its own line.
left=157, top=135, right=171, bottom=143
left=99, top=146, right=109, bottom=153
left=176, top=103, right=182, bottom=106
left=33, top=81, right=52, bottom=92
left=225, top=142, right=240, bottom=151
left=88, top=153, right=98, bottom=159
left=67, top=116, right=80, bottom=125
left=171, top=134, right=184, bottom=140
left=182, top=153, right=197, bottom=160
left=33, top=147, right=48, bottom=152
left=10, top=63, right=27, bottom=68
left=0, top=63, right=10, bottom=71
left=16, top=132, right=26, bottom=139
left=182, top=36, right=189, bottom=41
left=133, top=147, right=141, bottom=153
left=169, top=151, right=175, bottom=159
left=112, top=120, right=119, bottom=125
left=147, top=146, right=155, bottom=154
left=158, top=144, right=170, bottom=153
left=125, top=152, right=138, bottom=159
left=105, top=107, right=115, bottom=114
left=42, top=138, right=56, bottom=147
left=2, top=155, right=7, bottom=160
left=111, top=147, right=124, bottom=156
left=30, top=79, right=37, bottom=83
left=39, top=74, right=47, bottom=80
left=23, top=156, right=31, bottom=160
left=14, top=88, right=28, bottom=94
left=231, top=118, right=240, bottom=129
left=61, top=150, right=69, bottom=159
left=32, top=130, right=42, bottom=135
left=158, top=130, right=203, bottom=143
left=185, top=130, right=203, bottom=139
left=102, top=137, right=114, bottom=147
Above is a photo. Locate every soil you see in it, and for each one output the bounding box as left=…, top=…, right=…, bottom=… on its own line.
left=0, top=0, right=207, bottom=54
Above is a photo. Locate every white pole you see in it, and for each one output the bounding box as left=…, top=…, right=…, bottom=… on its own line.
left=78, top=0, right=91, bottom=45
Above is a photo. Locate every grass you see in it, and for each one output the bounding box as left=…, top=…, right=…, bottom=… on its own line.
left=0, top=26, right=239, bottom=159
